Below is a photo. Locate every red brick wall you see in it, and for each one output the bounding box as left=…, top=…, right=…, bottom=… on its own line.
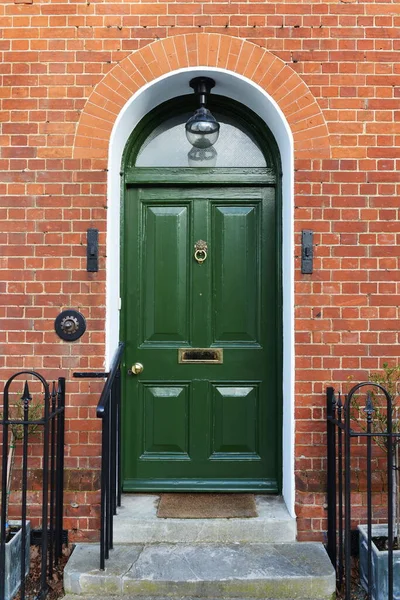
left=1, top=0, right=399, bottom=542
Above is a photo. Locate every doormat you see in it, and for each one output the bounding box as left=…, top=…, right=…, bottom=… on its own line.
left=157, top=493, right=258, bottom=519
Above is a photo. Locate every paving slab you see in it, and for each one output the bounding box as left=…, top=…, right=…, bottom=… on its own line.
left=113, top=495, right=296, bottom=544
left=64, top=542, right=335, bottom=599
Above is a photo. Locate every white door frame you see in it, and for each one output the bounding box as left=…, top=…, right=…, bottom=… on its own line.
left=105, top=67, right=296, bottom=518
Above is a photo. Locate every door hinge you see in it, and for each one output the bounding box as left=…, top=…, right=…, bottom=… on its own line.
left=119, top=298, right=122, bottom=310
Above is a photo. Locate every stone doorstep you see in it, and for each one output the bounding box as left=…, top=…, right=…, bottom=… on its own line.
left=64, top=542, right=336, bottom=599
left=63, top=598, right=334, bottom=600
left=113, top=495, right=297, bottom=544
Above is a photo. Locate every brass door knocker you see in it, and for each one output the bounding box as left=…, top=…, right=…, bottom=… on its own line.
left=194, top=240, right=208, bottom=264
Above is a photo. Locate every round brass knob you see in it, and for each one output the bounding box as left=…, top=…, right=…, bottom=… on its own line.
left=131, top=362, right=144, bottom=375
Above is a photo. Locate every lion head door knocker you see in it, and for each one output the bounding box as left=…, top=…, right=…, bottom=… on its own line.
left=194, top=240, right=208, bottom=265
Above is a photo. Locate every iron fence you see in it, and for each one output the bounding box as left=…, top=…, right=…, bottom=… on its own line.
left=327, top=382, right=399, bottom=600
left=0, top=371, right=65, bottom=600
left=74, top=341, right=124, bottom=570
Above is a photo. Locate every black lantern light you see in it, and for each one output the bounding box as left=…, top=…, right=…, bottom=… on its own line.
left=185, top=77, right=220, bottom=149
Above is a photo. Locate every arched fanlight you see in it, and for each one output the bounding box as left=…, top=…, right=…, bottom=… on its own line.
left=185, top=77, right=220, bottom=149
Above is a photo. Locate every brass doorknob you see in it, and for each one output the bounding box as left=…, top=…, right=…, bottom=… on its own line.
left=131, top=362, right=144, bottom=375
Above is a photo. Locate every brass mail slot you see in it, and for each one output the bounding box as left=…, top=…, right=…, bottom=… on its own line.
left=178, top=348, right=223, bottom=364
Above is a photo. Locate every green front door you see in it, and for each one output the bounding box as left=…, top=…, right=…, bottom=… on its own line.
left=122, top=182, right=281, bottom=492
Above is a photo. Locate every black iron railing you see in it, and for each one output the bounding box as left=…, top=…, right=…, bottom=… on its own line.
left=327, top=382, right=398, bottom=600
left=74, top=342, right=125, bottom=570
left=0, top=371, right=65, bottom=600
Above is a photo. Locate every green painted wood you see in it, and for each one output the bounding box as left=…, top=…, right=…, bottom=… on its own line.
left=123, top=479, right=278, bottom=492
left=122, top=185, right=281, bottom=492
left=142, top=205, right=189, bottom=343
left=142, top=384, right=190, bottom=457
left=124, top=167, right=276, bottom=186
left=212, top=384, right=259, bottom=456
left=212, top=204, right=259, bottom=343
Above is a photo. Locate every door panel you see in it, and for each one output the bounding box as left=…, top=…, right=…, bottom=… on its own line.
left=142, top=383, right=190, bottom=459
left=122, top=186, right=280, bottom=492
left=141, top=205, right=190, bottom=345
left=212, top=205, right=260, bottom=343
left=211, top=383, right=260, bottom=458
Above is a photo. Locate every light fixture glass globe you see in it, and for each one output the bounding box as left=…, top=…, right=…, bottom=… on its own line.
left=187, top=146, right=218, bottom=167
left=185, top=107, right=220, bottom=149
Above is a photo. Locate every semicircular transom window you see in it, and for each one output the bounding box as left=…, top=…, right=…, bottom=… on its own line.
left=135, top=111, right=268, bottom=168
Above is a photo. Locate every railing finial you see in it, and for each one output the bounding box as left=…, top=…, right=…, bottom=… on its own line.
left=21, top=380, right=32, bottom=407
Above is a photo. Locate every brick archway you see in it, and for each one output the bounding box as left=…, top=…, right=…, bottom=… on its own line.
left=75, top=32, right=329, bottom=519
left=73, top=33, right=330, bottom=162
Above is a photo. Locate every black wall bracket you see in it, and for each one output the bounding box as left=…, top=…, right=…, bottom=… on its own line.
left=87, top=228, right=99, bottom=272
left=301, top=229, right=313, bottom=274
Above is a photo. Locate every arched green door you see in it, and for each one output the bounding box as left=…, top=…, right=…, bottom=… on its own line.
left=121, top=98, right=282, bottom=492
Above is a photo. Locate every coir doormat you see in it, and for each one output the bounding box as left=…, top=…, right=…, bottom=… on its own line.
left=156, top=493, right=257, bottom=519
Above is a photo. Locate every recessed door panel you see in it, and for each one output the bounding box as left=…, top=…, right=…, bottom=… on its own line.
left=212, top=205, right=260, bottom=344
left=141, top=205, right=190, bottom=345
left=142, top=383, right=190, bottom=459
left=211, top=383, right=260, bottom=458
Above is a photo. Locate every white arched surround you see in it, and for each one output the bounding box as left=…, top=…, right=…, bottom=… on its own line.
left=106, top=67, right=295, bottom=519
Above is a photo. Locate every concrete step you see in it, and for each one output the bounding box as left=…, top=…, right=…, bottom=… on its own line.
left=64, top=542, right=336, bottom=599
left=64, top=597, right=332, bottom=600
left=113, top=495, right=296, bottom=544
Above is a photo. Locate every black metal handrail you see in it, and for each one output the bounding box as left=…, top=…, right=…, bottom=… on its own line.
left=0, top=372, right=65, bottom=600
left=327, top=382, right=397, bottom=600
left=74, top=341, right=125, bottom=570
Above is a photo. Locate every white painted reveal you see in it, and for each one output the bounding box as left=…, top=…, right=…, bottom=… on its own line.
left=106, top=67, right=295, bottom=519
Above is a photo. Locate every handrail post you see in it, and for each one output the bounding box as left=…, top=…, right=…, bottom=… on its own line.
left=55, top=377, right=65, bottom=562
left=116, top=367, right=122, bottom=508
left=100, top=415, right=107, bottom=570
left=326, top=386, right=336, bottom=567
left=344, top=393, right=351, bottom=600
left=110, top=383, right=117, bottom=519
left=41, top=382, right=51, bottom=596
left=387, top=387, right=394, bottom=600
left=0, top=383, right=10, bottom=600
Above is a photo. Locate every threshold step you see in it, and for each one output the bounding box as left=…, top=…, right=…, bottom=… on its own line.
left=113, top=495, right=296, bottom=543
left=64, top=597, right=333, bottom=600
left=64, top=542, right=335, bottom=599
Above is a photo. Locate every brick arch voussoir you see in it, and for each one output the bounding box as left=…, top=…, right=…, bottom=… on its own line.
left=73, top=33, right=330, bottom=161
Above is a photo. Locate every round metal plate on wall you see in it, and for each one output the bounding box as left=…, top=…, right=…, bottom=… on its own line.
left=54, top=310, right=86, bottom=342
